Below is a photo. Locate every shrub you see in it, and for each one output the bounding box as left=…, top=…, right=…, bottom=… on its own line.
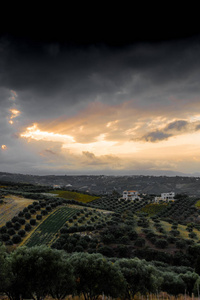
left=12, top=216, right=19, bottom=223
left=6, top=221, right=13, bottom=228
left=12, top=234, right=22, bottom=244
left=30, top=219, right=36, bottom=226
left=170, top=230, right=180, bottom=237
left=41, top=210, right=48, bottom=215
left=79, top=225, right=86, bottom=231
left=171, top=224, right=178, bottom=230
left=167, top=236, right=176, bottom=243
left=68, top=226, right=77, bottom=233
left=46, top=205, right=52, bottom=211
left=18, top=229, right=26, bottom=237
left=36, top=214, right=42, bottom=220
left=119, top=235, right=130, bottom=244
left=128, top=230, right=138, bottom=240
left=87, top=248, right=96, bottom=254
left=97, top=245, right=115, bottom=257
left=30, top=209, right=36, bottom=214
left=189, top=232, right=197, bottom=239
left=25, top=223, right=32, bottom=231
left=0, top=226, right=7, bottom=234
left=14, top=222, right=21, bottom=230
left=18, top=211, right=24, bottom=217
left=96, top=224, right=104, bottom=229
left=18, top=218, right=26, bottom=225
left=5, top=240, right=13, bottom=246
left=74, top=245, right=84, bottom=252
left=155, top=239, right=168, bottom=249
left=146, top=231, right=155, bottom=239
left=86, top=225, right=95, bottom=231
left=176, top=239, right=187, bottom=249
left=1, top=233, right=10, bottom=241
left=134, top=238, right=146, bottom=247
left=25, top=212, right=31, bottom=220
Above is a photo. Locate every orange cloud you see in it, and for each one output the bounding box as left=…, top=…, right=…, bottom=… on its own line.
left=19, top=100, right=200, bottom=174
left=1, top=145, right=7, bottom=150
left=10, top=109, right=20, bottom=119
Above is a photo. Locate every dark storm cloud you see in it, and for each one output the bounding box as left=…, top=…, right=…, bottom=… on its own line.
left=135, top=119, right=200, bottom=143
left=2, top=33, right=200, bottom=174
left=1, top=35, right=200, bottom=122
left=140, top=131, right=172, bottom=142
left=165, top=120, right=188, bottom=131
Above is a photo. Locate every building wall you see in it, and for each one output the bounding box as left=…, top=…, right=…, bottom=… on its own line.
left=122, top=190, right=140, bottom=201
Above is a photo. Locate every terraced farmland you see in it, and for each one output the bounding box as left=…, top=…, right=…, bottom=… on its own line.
left=24, top=206, right=80, bottom=247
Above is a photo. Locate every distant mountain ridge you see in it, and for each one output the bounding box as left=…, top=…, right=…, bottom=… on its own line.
left=1, top=171, right=200, bottom=196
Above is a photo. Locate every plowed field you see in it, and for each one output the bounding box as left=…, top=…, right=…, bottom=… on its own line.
left=0, top=195, right=34, bottom=226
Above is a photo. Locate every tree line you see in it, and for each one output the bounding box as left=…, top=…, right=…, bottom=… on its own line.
left=1, top=245, right=200, bottom=300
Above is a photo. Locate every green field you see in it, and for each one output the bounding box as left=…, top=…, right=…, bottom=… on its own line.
left=138, top=203, right=168, bottom=216
left=195, top=200, right=200, bottom=208
left=50, top=190, right=99, bottom=203
left=24, top=207, right=80, bottom=247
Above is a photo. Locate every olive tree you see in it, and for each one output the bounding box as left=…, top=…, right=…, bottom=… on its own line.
left=69, top=252, right=126, bottom=300
left=8, top=245, right=74, bottom=300
left=115, top=257, right=161, bottom=299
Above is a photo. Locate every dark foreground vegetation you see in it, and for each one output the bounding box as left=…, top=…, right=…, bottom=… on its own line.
left=2, top=182, right=200, bottom=299
left=1, top=244, right=200, bottom=300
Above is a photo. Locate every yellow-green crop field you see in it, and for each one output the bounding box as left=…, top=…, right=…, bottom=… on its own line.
left=50, top=190, right=99, bottom=203
left=195, top=200, right=200, bottom=208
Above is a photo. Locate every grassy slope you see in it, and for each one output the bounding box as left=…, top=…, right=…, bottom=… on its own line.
left=138, top=203, right=168, bottom=216
left=136, top=218, right=200, bottom=240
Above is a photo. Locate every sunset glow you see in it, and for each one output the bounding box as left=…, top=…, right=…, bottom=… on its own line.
left=1, top=145, right=7, bottom=150
left=21, top=124, right=75, bottom=143
left=10, top=109, right=20, bottom=119
left=2, top=33, right=200, bottom=175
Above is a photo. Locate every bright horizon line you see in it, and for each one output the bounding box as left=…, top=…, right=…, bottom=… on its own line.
left=0, top=169, right=200, bottom=177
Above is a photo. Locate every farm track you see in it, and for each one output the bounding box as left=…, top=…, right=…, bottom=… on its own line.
left=24, top=206, right=80, bottom=247
left=0, top=195, right=34, bottom=226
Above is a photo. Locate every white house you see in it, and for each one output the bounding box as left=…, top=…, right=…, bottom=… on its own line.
left=122, top=190, right=141, bottom=201
left=155, top=192, right=175, bottom=203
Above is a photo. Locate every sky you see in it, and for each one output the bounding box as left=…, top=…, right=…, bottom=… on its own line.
left=1, top=18, right=200, bottom=176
